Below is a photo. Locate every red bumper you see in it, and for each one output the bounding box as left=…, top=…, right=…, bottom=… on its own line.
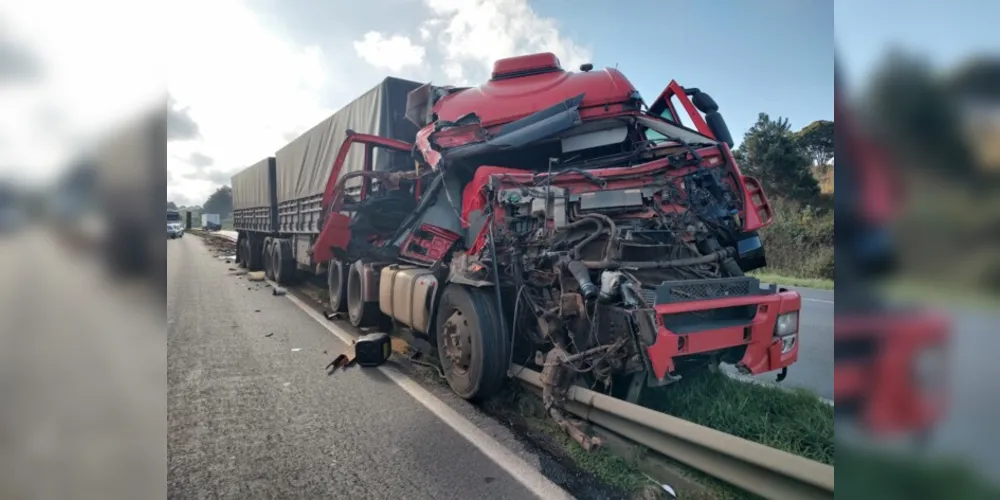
left=646, top=290, right=801, bottom=380
left=834, top=310, right=949, bottom=435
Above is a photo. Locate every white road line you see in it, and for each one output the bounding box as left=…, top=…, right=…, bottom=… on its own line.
left=280, top=289, right=574, bottom=500
left=803, top=298, right=834, bottom=304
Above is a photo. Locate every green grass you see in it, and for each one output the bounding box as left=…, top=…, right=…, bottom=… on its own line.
left=838, top=443, right=1000, bottom=499
left=749, top=271, right=834, bottom=290
left=641, top=371, right=834, bottom=465
left=882, top=279, right=1000, bottom=310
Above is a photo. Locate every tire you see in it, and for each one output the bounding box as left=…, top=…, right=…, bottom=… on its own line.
left=347, top=261, right=381, bottom=328
left=327, top=259, right=348, bottom=312
left=272, top=239, right=295, bottom=285
left=238, top=239, right=248, bottom=269
left=435, top=284, right=509, bottom=401
left=248, top=237, right=263, bottom=271
left=263, top=240, right=274, bottom=280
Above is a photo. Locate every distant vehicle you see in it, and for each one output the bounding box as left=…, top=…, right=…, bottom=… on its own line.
left=167, top=209, right=182, bottom=224
left=201, top=213, right=221, bottom=231
left=167, top=222, right=184, bottom=239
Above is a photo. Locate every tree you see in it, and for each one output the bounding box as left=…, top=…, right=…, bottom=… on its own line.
left=167, top=201, right=178, bottom=210
left=864, top=49, right=976, bottom=180
left=795, top=120, right=834, bottom=167
left=735, top=113, right=820, bottom=204
left=203, top=185, right=232, bottom=219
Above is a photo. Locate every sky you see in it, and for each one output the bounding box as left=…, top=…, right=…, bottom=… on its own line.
left=159, top=0, right=838, bottom=206
left=3, top=0, right=996, bottom=206
left=835, top=0, right=1000, bottom=93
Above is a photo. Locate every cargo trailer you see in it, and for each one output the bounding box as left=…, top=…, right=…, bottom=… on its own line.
left=230, top=77, right=423, bottom=278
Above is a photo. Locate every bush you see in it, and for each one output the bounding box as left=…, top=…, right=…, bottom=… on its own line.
left=757, top=197, right=834, bottom=280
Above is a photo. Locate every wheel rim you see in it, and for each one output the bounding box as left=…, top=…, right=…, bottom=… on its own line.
left=441, top=310, right=473, bottom=375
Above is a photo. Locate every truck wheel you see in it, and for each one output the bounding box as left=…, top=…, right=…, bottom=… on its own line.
left=238, top=240, right=248, bottom=269
left=272, top=240, right=294, bottom=285
left=327, top=259, right=348, bottom=312
left=347, top=262, right=381, bottom=327
left=248, top=238, right=263, bottom=271
left=435, top=284, right=509, bottom=401
left=263, top=241, right=274, bottom=280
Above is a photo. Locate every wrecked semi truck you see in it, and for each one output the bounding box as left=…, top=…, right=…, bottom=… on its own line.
left=234, top=54, right=802, bottom=445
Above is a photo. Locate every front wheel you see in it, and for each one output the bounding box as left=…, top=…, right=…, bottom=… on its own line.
left=435, top=284, right=509, bottom=401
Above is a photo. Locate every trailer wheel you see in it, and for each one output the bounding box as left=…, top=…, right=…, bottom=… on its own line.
left=238, top=239, right=248, bottom=269
left=435, top=284, right=509, bottom=401
left=327, top=259, right=348, bottom=312
left=272, top=239, right=294, bottom=285
left=347, top=261, right=381, bottom=327
left=248, top=237, right=263, bottom=271
left=263, top=240, right=274, bottom=280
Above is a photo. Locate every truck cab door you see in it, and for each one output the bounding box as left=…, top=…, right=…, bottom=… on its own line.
left=648, top=80, right=734, bottom=148
left=313, top=132, right=415, bottom=264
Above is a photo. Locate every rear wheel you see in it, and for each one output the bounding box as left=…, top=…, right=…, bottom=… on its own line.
left=272, top=239, right=294, bottom=285
left=238, top=239, right=248, bottom=269
left=435, top=284, right=509, bottom=401
left=248, top=237, right=263, bottom=271
left=327, top=259, right=348, bottom=312
left=263, top=240, right=274, bottom=280
left=346, top=261, right=381, bottom=327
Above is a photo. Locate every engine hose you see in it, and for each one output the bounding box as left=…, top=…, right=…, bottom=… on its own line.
left=583, top=247, right=735, bottom=270
left=567, top=259, right=598, bottom=300
left=571, top=213, right=618, bottom=262
left=565, top=218, right=603, bottom=258
left=697, top=237, right=744, bottom=277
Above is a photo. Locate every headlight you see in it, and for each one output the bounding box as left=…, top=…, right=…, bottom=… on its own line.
left=780, top=334, right=797, bottom=354
left=775, top=311, right=799, bottom=337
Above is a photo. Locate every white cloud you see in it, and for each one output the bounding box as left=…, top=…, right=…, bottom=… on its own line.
left=166, top=0, right=336, bottom=205
left=420, top=0, right=591, bottom=85
left=0, top=0, right=165, bottom=182
left=353, top=32, right=426, bottom=72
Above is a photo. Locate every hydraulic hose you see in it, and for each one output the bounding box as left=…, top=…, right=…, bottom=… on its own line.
left=582, top=247, right=735, bottom=270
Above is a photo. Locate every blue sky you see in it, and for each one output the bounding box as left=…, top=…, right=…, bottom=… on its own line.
left=530, top=0, right=834, bottom=148
left=836, top=0, right=1000, bottom=92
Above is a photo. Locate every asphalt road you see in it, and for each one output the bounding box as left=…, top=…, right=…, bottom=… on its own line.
left=167, top=234, right=602, bottom=499
left=0, top=228, right=165, bottom=500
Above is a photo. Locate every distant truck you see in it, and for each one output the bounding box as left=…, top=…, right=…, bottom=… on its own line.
left=201, top=213, right=221, bottom=231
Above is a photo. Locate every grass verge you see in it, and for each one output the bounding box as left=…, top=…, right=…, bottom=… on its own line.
left=641, top=371, right=834, bottom=465
left=749, top=271, right=834, bottom=290
left=838, top=442, right=1000, bottom=499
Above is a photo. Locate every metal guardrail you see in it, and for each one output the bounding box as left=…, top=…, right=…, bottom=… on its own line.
left=511, top=364, right=834, bottom=499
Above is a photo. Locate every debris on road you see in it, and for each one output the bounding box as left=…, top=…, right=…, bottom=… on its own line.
left=254, top=309, right=261, bottom=313
left=326, top=344, right=357, bottom=374
left=247, top=271, right=266, bottom=282
left=265, top=333, right=274, bottom=337
left=291, top=348, right=301, bottom=352
left=325, top=333, right=392, bottom=375
left=272, top=286, right=287, bottom=296
left=323, top=311, right=342, bottom=320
